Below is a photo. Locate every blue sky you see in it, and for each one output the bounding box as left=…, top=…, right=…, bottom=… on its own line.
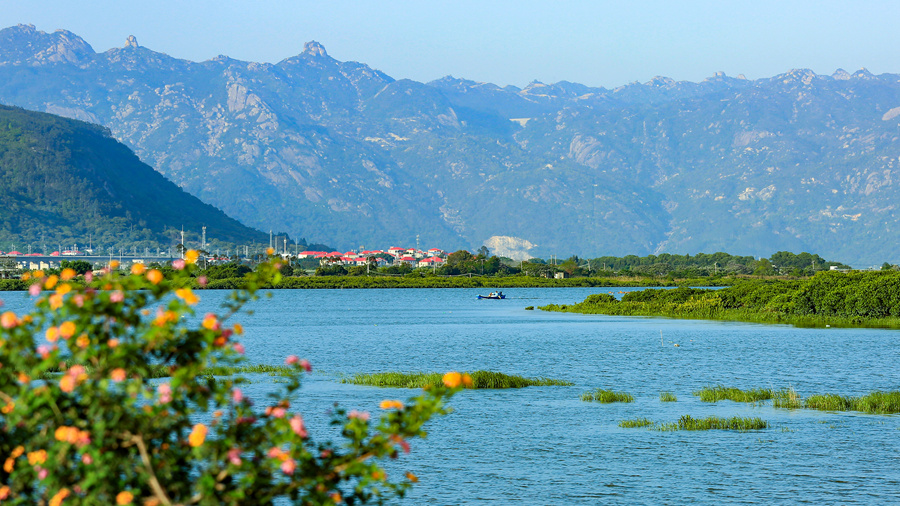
left=2, top=1, right=898, bottom=88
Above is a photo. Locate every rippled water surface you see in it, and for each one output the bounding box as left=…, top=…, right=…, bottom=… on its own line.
left=5, top=287, right=900, bottom=504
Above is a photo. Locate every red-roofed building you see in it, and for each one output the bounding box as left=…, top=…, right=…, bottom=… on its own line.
left=418, top=257, right=445, bottom=268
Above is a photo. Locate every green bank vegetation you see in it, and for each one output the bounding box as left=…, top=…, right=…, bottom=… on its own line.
left=340, top=371, right=572, bottom=389
left=540, top=270, right=900, bottom=328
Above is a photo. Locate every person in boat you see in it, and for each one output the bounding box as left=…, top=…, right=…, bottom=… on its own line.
left=488, top=291, right=497, bottom=297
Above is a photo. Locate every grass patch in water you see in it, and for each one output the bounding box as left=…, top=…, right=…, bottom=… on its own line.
left=772, top=387, right=802, bottom=409
left=669, top=415, right=768, bottom=431
left=580, top=389, right=634, bottom=403
left=618, top=418, right=654, bottom=428
left=340, top=371, right=572, bottom=389
left=694, top=385, right=773, bottom=403
left=804, top=391, right=900, bottom=414
left=659, top=391, right=677, bottom=402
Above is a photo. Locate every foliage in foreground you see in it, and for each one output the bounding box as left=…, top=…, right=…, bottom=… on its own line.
left=341, top=371, right=572, bottom=389
left=0, top=252, right=463, bottom=505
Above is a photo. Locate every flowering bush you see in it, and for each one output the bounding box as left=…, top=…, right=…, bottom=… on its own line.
left=0, top=251, right=460, bottom=505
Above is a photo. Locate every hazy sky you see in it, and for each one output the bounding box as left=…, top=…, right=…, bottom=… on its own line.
left=2, top=1, right=898, bottom=88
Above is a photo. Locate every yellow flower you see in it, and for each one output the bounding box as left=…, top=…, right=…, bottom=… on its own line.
left=116, top=491, right=134, bottom=505
left=76, top=334, right=90, bottom=348
left=59, top=321, right=77, bottom=339
left=146, top=269, right=163, bottom=285
left=131, top=263, right=146, bottom=275
left=46, top=326, right=59, bottom=342
left=175, top=288, right=199, bottom=305
left=233, top=323, right=244, bottom=335
left=379, top=400, right=404, bottom=410
left=56, top=283, right=72, bottom=296
left=202, top=314, right=218, bottom=330
left=185, top=249, right=199, bottom=264
left=188, top=423, right=208, bottom=447
left=442, top=371, right=463, bottom=388
left=60, top=268, right=77, bottom=280
left=20, top=272, right=31, bottom=281
left=109, top=260, right=120, bottom=270
left=44, top=275, right=59, bottom=289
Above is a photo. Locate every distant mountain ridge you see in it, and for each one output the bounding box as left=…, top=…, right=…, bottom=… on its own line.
left=0, top=104, right=267, bottom=250
left=1, top=24, right=898, bottom=265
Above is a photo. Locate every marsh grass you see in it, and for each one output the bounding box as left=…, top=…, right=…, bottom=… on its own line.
left=673, top=414, right=768, bottom=431
left=618, top=418, right=654, bottom=428
left=580, top=389, right=634, bottom=403
left=694, top=385, right=773, bottom=403
left=340, top=371, right=572, bottom=389
left=771, top=387, right=803, bottom=409
left=804, top=391, right=900, bottom=414
left=659, top=391, right=677, bottom=402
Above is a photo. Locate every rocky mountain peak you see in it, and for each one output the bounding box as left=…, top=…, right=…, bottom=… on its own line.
left=124, top=35, right=139, bottom=49
left=303, top=40, right=327, bottom=57
left=832, top=68, right=851, bottom=80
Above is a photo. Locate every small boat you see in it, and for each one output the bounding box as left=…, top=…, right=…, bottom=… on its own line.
left=477, top=292, right=506, bottom=299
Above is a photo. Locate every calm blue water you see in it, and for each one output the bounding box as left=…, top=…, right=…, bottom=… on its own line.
left=4, top=287, right=900, bottom=504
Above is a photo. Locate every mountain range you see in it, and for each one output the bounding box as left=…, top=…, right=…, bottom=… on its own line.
left=1, top=24, right=898, bottom=265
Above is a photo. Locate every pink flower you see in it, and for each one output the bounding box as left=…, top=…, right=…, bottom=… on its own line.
left=267, top=447, right=283, bottom=459
left=72, top=294, right=84, bottom=307
left=37, top=466, right=47, bottom=480
left=172, top=259, right=186, bottom=270
left=81, top=454, right=92, bottom=465
left=281, top=458, right=296, bottom=475
left=37, top=345, right=51, bottom=358
left=110, top=291, right=124, bottom=303
left=233, top=343, right=245, bottom=355
left=227, top=448, right=242, bottom=466
left=198, top=276, right=208, bottom=287
left=29, top=284, right=41, bottom=296
left=232, top=388, right=243, bottom=403
left=290, top=415, right=308, bottom=438
left=265, top=406, right=286, bottom=418
left=347, top=410, right=370, bottom=421
left=84, top=271, right=93, bottom=283
left=285, top=355, right=299, bottom=365
left=157, top=383, right=172, bottom=404
left=299, top=359, right=312, bottom=372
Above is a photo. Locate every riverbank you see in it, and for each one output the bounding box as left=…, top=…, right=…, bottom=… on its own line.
left=539, top=271, right=900, bottom=329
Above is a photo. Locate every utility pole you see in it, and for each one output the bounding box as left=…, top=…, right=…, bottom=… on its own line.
left=202, top=227, right=206, bottom=251
left=180, top=227, right=185, bottom=259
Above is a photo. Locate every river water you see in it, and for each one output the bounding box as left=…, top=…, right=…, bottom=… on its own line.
left=4, top=287, right=900, bottom=504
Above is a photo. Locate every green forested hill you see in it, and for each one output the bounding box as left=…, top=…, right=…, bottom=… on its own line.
left=0, top=105, right=267, bottom=251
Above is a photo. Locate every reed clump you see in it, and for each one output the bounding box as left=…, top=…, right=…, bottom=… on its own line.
left=804, top=391, right=900, bottom=414
left=340, top=371, right=572, bottom=389
left=618, top=418, right=654, bottom=428
left=772, top=387, right=802, bottom=409
left=580, top=389, right=634, bottom=403
left=673, top=414, right=768, bottom=431
left=694, top=385, right=773, bottom=403
left=659, top=391, right=677, bottom=402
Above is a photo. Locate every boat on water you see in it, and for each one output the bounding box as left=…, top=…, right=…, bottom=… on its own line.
left=477, top=292, right=506, bottom=299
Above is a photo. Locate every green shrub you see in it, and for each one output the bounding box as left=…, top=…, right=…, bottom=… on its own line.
left=0, top=253, right=459, bottom=504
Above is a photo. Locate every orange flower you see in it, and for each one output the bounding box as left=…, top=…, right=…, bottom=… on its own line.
left=59, top=321, right=77, bottom=339
left=462, top=373, right=474, bottom=388
left=1, top=401, right=13, bottom=414
left=131, top=263, right=146, bottom=275
left=110, top=368, right=126, bottom=382
left=379, top=400, right=404, bottom=410
left=116, top=491, right=134, bottom=505
left=0, top=311, right=19, bottom=329
left=59, top=375, right=76, bottom=393
left=233, top=323, right=244, bottom=335
left=60, top=268, right=77, bottom=280
left=75, top=334, right=90, bottom=348
left=146, top=269, right=163, bottom=285
left=27, top=449, right=47, bottom=465
left=46, top=326, right=59, bottom=342
left=21, top=272, right=31, bottom=281
left=442, top=371, right=463, bottom=388
left=49, top=293, right=64, bottom=310
left=56, top=283, right=72, bottom=296
left=109, top=260, right=120, bottom=270
left=2, top=458, right=13, bottom=473
left=406, top=472, right=419, bottom=483
left=188, top=423, right=208, bottom=447
left=0, top=486, right=8, bottom=500
left=17, top=372, right=29, bottom=383
left=44, top=275, right=59, bottom=289
left=202, top=314, right=219, bottom=330
left=175, top=288, right=199, bottom=305
left=108, top=338, right=119, bottom=348
left=49, top=488, right=70, bottom=506
left=10, top=446, right=23, bottom=458
left=266, top=247, right=275, bottom=255
left=185, top=249, right=200, bottom=264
